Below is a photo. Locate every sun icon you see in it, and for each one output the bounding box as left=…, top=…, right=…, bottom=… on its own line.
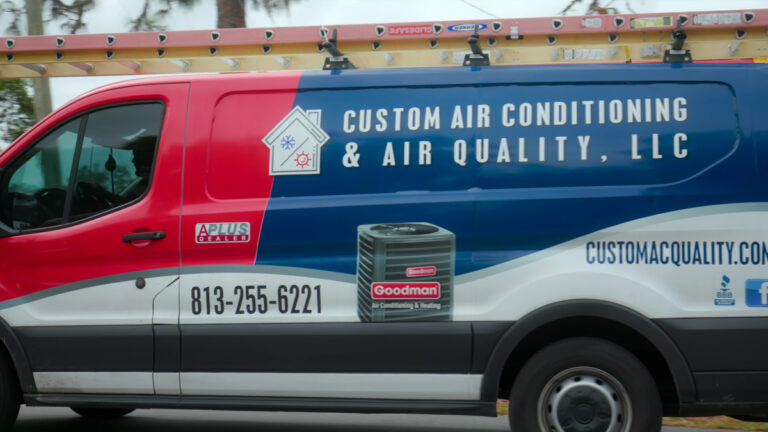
left=294, top=152, right=311, bottom=168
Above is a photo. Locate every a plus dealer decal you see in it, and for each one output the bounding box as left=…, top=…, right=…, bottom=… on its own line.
left=196, top=223, right=251, bottom=244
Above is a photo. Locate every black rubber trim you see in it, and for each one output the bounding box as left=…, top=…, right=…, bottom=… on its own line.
left=153, top=324, right=180, bottom=373
left=480, top=300, right=696, bottom=403
left=181, top=322, right=472, bottom=373
left=61, top=116, right=88, bottom=223
left=470, top=321, right=513, bottom=374
left=10, top=321, right=506, bottom=376
left=0, top=316, right=35, bottom=393
left=15, top=325, right=153, bottom=372
left=25, top=393, right=497, bottom=417
left=693, top=371, right=768, bottom=404
left=680, top=401, right=768, bottom=417
left=657, top=317, right=768, bottom=371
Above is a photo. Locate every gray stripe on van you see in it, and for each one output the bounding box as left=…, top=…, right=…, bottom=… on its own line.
left=0, top=267, right=179, bottom=310
left=180, top=265, right=356, bottom=283
left=0, top=265, right=354, bottom=309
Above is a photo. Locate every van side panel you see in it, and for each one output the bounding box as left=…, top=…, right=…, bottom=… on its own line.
left=1, top=64, right=766, bottom=412
left=171, top=64, right=768, bottom=405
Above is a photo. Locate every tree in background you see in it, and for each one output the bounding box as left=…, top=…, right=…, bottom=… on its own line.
left=217, top=0, right=301, bottom=28
left=0, top=0, right=303, bottom=135
left=217, top=0, right=246, bottom=28
left=128, top=0, right=199, bottom=32
left=561, top=0, right=635, bottom=15
left=0, top=79, right=34, bottom=145
left=1, top=0, right=96, bottom=121
left=0, top=0, right=202, bottom=123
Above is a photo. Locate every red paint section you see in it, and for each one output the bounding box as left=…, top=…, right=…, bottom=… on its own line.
left=0, top=82, right=190, bottom=301
left=0, top=71, right=302, bottom=302
left=179, top=72, right=303, bottom=268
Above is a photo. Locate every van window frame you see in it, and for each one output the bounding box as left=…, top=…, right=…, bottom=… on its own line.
left=0, top=100, right=166, bottom=236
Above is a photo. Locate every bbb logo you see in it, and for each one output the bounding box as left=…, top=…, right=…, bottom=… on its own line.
left=745, top=279, right=768, bottom=307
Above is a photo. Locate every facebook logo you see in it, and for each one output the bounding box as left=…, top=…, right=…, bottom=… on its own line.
left=745, top=280, right=768, bottom=307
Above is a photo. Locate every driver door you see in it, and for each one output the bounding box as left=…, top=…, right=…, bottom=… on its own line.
left=0, top=83, right=188, bottom=395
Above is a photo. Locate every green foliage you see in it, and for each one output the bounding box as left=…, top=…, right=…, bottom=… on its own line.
left=0, top=0, right=25, bottom=34
left=1, top=0, right=95, bottom=35
left=0, top=79, right=35, bottom=144
left=50, top=0, right=95, bottom=34
left=129, top=0, right=200, bottom=32
left=251, top=0, right=301, bottom=17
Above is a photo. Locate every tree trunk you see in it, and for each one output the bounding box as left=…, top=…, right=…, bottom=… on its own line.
left=26, top=0, right=59, bottom=184
left=217, top=0, right=246, bottom=28
left=25, top=0, right=53, bottom=121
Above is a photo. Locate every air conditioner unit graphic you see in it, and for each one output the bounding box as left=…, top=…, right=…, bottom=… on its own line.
left=357, top=223, right=455, bottom=322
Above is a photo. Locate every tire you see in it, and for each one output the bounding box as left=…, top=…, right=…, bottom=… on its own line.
left=0, top=349, right=20, bottom=431
left=509, top=337, right=662, bottom=432
left=71, top=407, right=135, bottom=419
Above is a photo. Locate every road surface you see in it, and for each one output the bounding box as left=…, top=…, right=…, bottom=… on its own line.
left=12, top=406, right=740, bottom=431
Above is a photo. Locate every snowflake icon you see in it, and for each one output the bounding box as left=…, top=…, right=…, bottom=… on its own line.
left=280, top=135, right=296, bottom=150
left=294, top=152, right=311, bottom=168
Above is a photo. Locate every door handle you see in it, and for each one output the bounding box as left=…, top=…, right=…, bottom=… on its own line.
left=122, top=231, right=166, bottom=243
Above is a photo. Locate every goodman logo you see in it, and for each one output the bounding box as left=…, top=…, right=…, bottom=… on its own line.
left=406, top=266, right=437, bottom=278
left=196, top=222, right=250, bottom=244
left=371, top=282, right=441, bottom=300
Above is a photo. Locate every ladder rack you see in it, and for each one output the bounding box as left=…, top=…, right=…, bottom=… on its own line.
left=1, top=9, right=767, bottom=78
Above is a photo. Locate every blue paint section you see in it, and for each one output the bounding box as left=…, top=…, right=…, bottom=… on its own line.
left=256, top=63, right=767, bottom=275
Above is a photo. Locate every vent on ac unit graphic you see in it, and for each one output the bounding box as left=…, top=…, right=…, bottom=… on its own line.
left=356, top=222, right=455, bottom=322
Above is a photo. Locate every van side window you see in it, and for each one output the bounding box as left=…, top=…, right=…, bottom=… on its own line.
left=0, top=119, right=81, bottom=230
left=70, top=104, right=163, bottom=222
left=0, top=103, right=164, bottom=232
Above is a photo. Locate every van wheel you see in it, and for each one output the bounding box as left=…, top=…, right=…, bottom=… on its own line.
left=0, top=350, right=20, bottom=430
left=509, top=337, right=662, bottom=432
left=71, top=407, right=135, bottom=419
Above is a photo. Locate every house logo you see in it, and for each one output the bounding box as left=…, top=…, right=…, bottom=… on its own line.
left=263, top=106, right=329, bottom=176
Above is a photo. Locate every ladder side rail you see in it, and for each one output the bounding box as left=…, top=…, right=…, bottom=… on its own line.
left=2, top=8, right=766, bottom=54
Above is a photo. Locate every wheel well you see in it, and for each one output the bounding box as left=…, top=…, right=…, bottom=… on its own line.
left=0, top=316, right=36, bottom=396
left=0, top=343, right=22, bottom=404
left=497, top=316, right=680, bottom=416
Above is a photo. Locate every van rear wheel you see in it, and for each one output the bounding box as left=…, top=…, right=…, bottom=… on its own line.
left=509, top=337, right=662, bottom=432
left=71, top=407, right=134, bottom=419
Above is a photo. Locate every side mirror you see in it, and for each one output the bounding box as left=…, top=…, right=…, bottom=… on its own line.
left=0, top=221, right=15, bottom=238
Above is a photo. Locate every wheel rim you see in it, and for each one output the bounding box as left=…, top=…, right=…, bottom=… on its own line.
left=537, top=366, right=632, bottom=432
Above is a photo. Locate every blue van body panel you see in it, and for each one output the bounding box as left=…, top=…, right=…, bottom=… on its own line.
left=256, top=64, right=766, bottom=275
